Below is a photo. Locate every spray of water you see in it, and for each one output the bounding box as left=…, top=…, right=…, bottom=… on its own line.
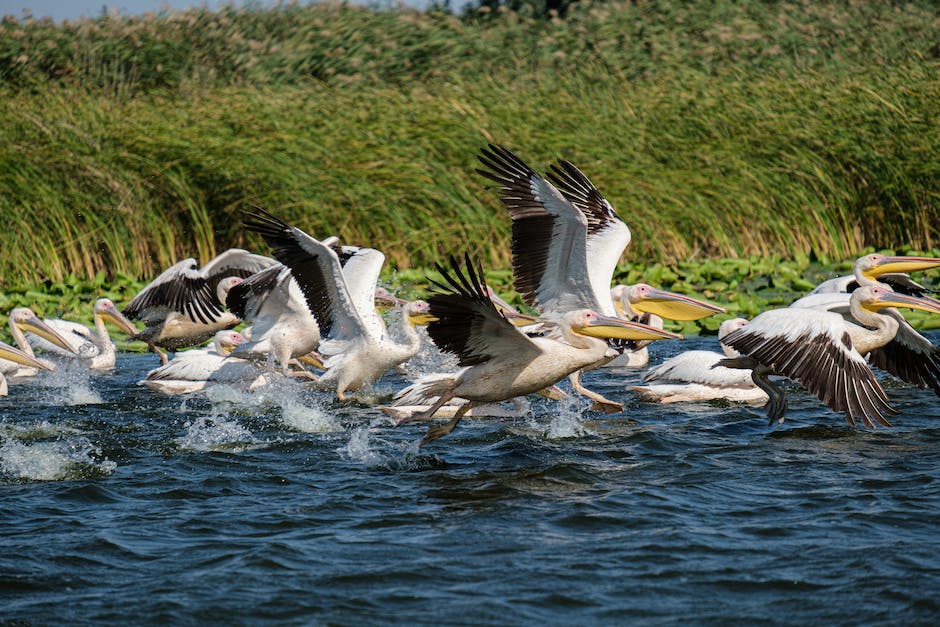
left=0, top=434, right=116, bottom=481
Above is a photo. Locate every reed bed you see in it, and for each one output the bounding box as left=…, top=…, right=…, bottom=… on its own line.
left=0, top=1, right=938, bottom=286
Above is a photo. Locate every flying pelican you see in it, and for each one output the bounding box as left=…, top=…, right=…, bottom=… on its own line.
left=26, top=298, right=138, bottom=370
left=244, top=208, right=434, bottom=400
left=392, top=254, right=682, bottom=444
left=719, top=286, right=940, bottom=428
left=124, top=248, right=274, bottom=364
left=607, top=283, right=727, bottom=367
left=140, top=330, right=269, bottom=394
left=477, top=144, right=711, bottom=412
left=629, top=318, right=768, bottom=404
left=0, top=341, right=54, bottom=396
left=790, top=254, right=940, bottom=396
left=224, top=263, right=320, bottom=373
left=3, top=308, right=77, bottom=377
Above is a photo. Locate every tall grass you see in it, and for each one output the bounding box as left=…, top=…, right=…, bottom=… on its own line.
left=0, top=1, right=937, bottom=285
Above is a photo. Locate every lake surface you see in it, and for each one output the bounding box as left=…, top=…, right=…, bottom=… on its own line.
left=2, top=333, right=940, bottom=625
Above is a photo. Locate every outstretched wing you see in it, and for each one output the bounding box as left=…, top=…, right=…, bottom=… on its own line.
left=123, top=258, right=224, bottom=325
left=721, top=309, right=898, bottom=429
left=867, top=310, right=940, bottom=396
left=427, top=253, right=542, bottom=367
left=477, top=144, right=601, bottom=315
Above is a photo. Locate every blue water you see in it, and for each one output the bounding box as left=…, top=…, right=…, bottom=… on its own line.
left=2, top=334, right=940, bottom=624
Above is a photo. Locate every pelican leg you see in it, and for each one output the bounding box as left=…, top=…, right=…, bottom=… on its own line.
left=569, top=370, right=623, bottom=414
left=151, top=343, right=169, bottom=365
left=538, top=385, right=567, bottom=401
left=420, top=401, right=474, bottom=445
left=750, top=364, right=788, bottom=426
left=394, top=390, right=456, bottom=426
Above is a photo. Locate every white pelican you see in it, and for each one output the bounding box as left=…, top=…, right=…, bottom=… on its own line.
left=802, top=253, right=940, bottom=297
left=123, top=248, right=275, bottom=364
left=225, top=263, right=320, bottom=372
left=26, top=298, right=138, bottom=370
left=0, top=341, right=53, bottom=396
left=791, top=254, right=940, bottom=396
left=3, top=308, right=76, bottom=377
left=140, top=330, right=269, bottom=394
left=392, top=254, right=682, bottom=444
left=630, top=318, right=768, bottom=404
left=477, top=144, right=710, bottom=412
left=607, top=283, right=727, bottom=367
left=244, top=208, right=434, bottom=400
left=719, top=286, right=940, bottom=428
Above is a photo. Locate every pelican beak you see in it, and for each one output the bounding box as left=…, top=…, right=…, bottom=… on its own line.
left=576, top=315, right=683, bottom=341
left=101, top=309, right=139, bottom=337
left=864, top=256, right=940, bottom=278
left=630, top=289, right=727, bottom=321
left=613, top=299, right=628, bottom=317
left=298, top=352, right=326, bottom=370
left=0, top=343, right=52, bottom=371
left=20, top=318, right=79, bottom=355
left=408, top=313, right=437, bottom=326
left=503, top=311, right=540, bottom=327
left=865, top=292, right=940, bottom=315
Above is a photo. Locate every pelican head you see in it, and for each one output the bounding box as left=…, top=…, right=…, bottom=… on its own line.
left=616, top=284, right=727, bottom=321
left=214, top=330, right=248, bottom=355
left=216, top=276, right=244, bottom=303
left=405, top=300, right=436, bottom=326
left=856, top=254, right=940, bottom=280
left=717, top=317, right=748, bottom=340
left=93, top=298, right=138, bottom=336
left=566, top=309, right=684, bottom=341
left=856, top=285, right=940, bottom=315
left=0, top=340, right=52, bottom=372
left=374, top=287, right=403, bottom=310
left=9, top=308, right=78, bottom=355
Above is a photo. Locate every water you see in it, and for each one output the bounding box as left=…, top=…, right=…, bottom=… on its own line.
left=2, top=335, right=940, bottom=624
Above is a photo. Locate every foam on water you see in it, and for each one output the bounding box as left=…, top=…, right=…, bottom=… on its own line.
left=0, top=435, right=116, bottom=481
left=210, top=377, right=342, bottom=433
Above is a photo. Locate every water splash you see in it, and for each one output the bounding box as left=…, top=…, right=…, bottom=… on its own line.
left=37, top=362, right=103, bottom=406
left=338, top=416, right=422, bottom=468
left=543, top=395, right=595, bottom=439
left=175, top=414, right=258, bottom=453
left=0, top=435, right=116, bottom=481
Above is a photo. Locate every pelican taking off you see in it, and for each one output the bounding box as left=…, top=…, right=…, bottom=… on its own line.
left=140, top=330, right=269, bottom=394
left=791, top=254, right=940, bottom=397
left=123, top=248, right=275, bottom=364
left=26, top=298, right=138, bottom=370
left=630, top=318, right=767, bottom=404
left=720, top=286, right=940, bottom=428
left=244, top=208, right=433, bottom=400
left=225, top=262, right=321, bottom=371
left=392, top=254, right=682, bottom=444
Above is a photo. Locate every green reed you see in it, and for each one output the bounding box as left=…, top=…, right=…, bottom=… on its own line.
left=0, top=1, right=937, bottom=285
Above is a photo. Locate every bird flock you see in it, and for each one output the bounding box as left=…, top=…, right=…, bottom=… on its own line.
left=3, top=144, right=940, bottom=445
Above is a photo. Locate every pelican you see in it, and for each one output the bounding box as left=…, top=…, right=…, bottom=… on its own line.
left=629, top=318, right=768, bottom=404
left=3, top=308, right=76, bottom=377
left=719, top=286, right=940, bottom=428
left=140, top=330, right=269, bottom=394
left=607, top=283, right=727, bottom=367
left=123, top=248, right=275, bottom=364
left=392, top=254, right=682, bottom=444
left=244, top=208, right=434, bottom=400
left=791, top=254, right=940, bottom=396
left=477, top=144, right=708, bottom=412
left=225, top=263, right=320, bottom=373
left=802, top=253, right=940, bottom=297
left=25, top=298, right=138, bottom=370
left=0, top=341, right=53, bottom=396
